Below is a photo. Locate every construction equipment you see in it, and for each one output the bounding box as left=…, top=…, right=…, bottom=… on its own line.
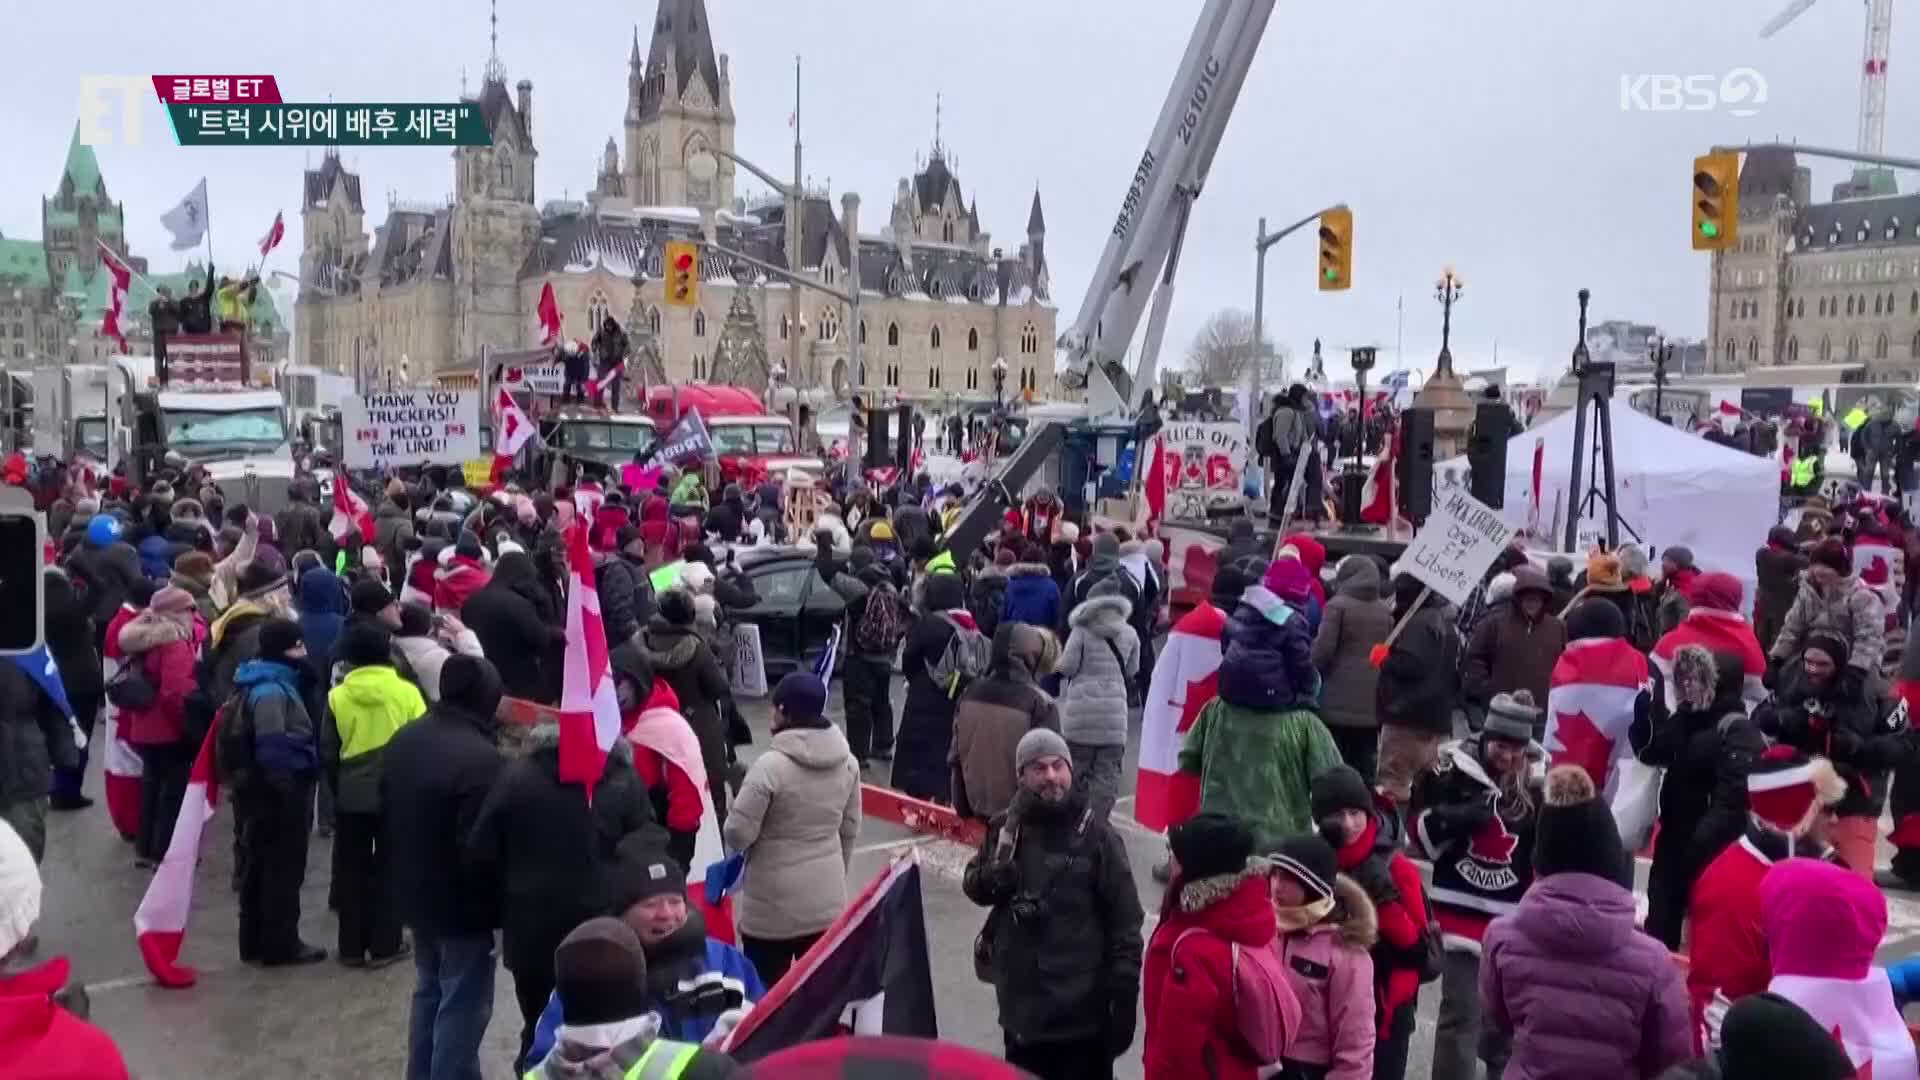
left=1762, top=0, right=1894, bottom=163
left=943, top=0, right=1279, bottom=554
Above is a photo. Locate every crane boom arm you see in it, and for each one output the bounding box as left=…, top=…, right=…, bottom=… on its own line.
left=1058, top=0, right=1277, bottom=420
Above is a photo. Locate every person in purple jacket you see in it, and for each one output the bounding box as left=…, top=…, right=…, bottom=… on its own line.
left=1480, top=764, right=1691, bottom=1080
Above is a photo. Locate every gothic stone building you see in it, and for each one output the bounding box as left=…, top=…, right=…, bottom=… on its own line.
left=1709, top=150, right=1920, bottom=384
left=295, top=0, right=1056, bottom=404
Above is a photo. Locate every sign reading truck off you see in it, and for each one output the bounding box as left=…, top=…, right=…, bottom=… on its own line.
left=342, top=389, right=481, bottom=470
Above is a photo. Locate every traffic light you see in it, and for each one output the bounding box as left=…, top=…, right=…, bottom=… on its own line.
left=664, top=240, right=699, bottom=307
left=1317, top=207, right=1352, bottom=291
left=1692, top=151, right=1740, bottom=251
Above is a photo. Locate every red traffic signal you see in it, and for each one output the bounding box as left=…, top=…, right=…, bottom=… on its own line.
left=664, top=240, right=699, bottom=307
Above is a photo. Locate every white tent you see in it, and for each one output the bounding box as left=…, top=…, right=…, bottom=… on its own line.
left=1440, top=405, right=1778, bottom=601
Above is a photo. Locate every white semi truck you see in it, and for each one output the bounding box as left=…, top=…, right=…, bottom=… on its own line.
left=31, top=365, right=112, bottom=462
left=111, top=354, right=298, bottom=513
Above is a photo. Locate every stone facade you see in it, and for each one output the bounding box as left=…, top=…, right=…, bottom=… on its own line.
left=294, top=0, right=1057, bottom=406
left=1708, top=149, right=1920, bottom=383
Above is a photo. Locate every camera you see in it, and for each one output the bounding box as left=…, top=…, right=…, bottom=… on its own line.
left=1009, top=894, right=1048, bottom=927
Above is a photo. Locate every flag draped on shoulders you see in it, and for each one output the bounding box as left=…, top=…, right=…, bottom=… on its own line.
left=1651, top=609, right=1767, bottom=713
left=328, top=469, right=374, bottom=546
left=1136, top=602, right=1226, bottom=832
left=1543, top=636, right=1651, bottom=796
left=132, top=726, right=221, bottom=988
left=559, top=521, right=621, bottom=796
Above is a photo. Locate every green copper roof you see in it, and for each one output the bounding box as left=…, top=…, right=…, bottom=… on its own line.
left=0, top=239, right=48, bottom=289
left=61, top=123, right=103, bottom=197
left=61, top=257, right=88, bottom=298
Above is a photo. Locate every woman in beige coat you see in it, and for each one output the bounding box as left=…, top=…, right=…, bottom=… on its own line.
left=722, top=671, right=862, bottom=982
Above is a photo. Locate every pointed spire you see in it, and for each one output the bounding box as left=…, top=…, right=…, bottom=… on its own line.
left=1027, top=187, right=1045, bottom=235
left=61, top=122, right=105, bottom=198
left=932, top=92, right=944, bottom=159
left=630, top=25, right=642, bottom=66
left=482, top=0, right=506, bottom=84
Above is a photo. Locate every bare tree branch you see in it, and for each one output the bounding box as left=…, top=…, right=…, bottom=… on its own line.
left=1184, top=308, right=1282, bottom=386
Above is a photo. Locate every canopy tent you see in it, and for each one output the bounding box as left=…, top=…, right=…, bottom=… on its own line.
left=1440, top=404, right=1778, bottom=605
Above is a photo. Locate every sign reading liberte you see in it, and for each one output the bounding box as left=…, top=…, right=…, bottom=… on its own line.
left=1401, top=487, right=1514, bottom=607
left=343, top=389, right=480, bottom=470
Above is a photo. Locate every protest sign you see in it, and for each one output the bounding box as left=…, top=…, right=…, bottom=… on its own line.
left=1156, top=421, right=1248, bottom=521
left=343, top=389, right=481, bottom=470
left=648, top=408, right=715, bottom=467
left=1400, top=487, right=1514, bottom=607
left=732, top=623, right=768, bottom=698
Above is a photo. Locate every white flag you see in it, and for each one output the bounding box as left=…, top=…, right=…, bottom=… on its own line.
left=160, top=179, right=209, bottom=251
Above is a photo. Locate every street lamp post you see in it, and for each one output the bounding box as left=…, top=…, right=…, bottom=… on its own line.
left=1434, top=266, right=1464, bottom=375
left=1651, top=336, right=1672, bottom=423
left=991, top=355, right=1008, bottom=410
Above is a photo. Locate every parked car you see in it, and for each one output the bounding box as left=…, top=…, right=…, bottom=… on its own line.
left=730, top=546, right=846, bottom=677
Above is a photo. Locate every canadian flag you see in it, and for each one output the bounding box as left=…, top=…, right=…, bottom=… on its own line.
left=536, top=281, right=563, bottom=345
left=1359, top=422, right=1397, bottom=524
left=1542, top=636, right=1652, bottom=796
left=100, top=608, right=143, bottom=841
left=1135, top=602, right=1226, bottom=831
left=328, top=468, right=374, bottom=545
left=492, top=386, right=536, bottom=481
left=257, top=210, right=285, bottom=258
left=132, top=724, right=222, bottom=988
left=98, top=241, right=132, bottom=351
left=558, top=521, right=622, bottom=795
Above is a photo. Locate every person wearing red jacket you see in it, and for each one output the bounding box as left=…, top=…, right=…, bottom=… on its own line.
left=1143, top=813, right=1298, bottom=1080
left=100, top=584, right=152, bottom=843
left=0, top=819, right=130, bottom=1079
left=117, top=586, right=203, bottom=868
left=1313, top=765, right=1431, bottom=1080
left=612, top=645, right=709, bottom=872
left=431, top=533, right=493, bottom=614
left=1685, top=746, right=1846, bottom=1053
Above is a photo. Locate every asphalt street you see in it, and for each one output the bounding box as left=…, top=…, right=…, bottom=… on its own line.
left=37, top=681, right=1920, bottom=1079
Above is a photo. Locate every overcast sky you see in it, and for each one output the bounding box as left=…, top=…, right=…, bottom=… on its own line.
left=2, top=0, right=1907, bottom=384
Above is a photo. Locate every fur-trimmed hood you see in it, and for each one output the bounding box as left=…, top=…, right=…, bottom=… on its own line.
left=1008, top=561, right=1053, bottom=578
left=1068, top=592, right=1132, bottom=636
left=1178, top=865, right=1262, bottom=914
left=1320, top=873, right=1379, bottom=949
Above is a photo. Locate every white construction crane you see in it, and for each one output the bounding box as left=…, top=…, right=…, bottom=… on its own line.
left=941, top=0, right=1277, bottom=556
left=1763, top=0, right=1894, bottom=156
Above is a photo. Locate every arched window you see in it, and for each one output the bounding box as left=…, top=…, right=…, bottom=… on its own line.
left=1724, top=339, right=1736, bottom=368
left=885, top=364, right=898, bottom=387
left=823, top=263, right=835, bottom=285
left=1912, top=330, right=1920, bottom=359
left=1020, top=324, right=1039, bottom=355
left=942, top=220, right=954, bottom=243
left=693, top=310, right=706, bottom=338
left=887, top=322, right=900, bottom=347
left=930, top=326, right=942, bottom=350
left=496, top=153, right=512, bottom=186
left=587, top=291, right=610, bottom=331
left=1878, top=333, right=1891, bottom=360
left=648, top=307, right=661, bottom=335
left=1820, top=336, right=1832, bottom=363
left=819, top=310, right=837, bottom=341
left=1797, top=298, right=1805, bottom=318
left=1848, top=296, right=1856, bottom=316
left=967, top=328, right=979, bottom=351
left=1748, top=338, right=1760, bottom=367
left=927, top=367, right=937, bottom=389
left=780, top=315, right=789, bottom=341
left=1875, top=295, right=1884, bottom=315
left=859, top=321, right=867, bottom=344
left=1848, top=335, right=1861, bottom=361
left=1788, top=337, right=1800, bottom=363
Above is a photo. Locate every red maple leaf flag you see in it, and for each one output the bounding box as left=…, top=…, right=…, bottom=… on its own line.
left=1467, top=815, right=1520, bottom=865
left=491, top=386, right=536, bottom=482
left=1543, top=637, right=1650, bottom=794
left=328, top=468, right=374, bottom=545
left=558, top=520, right=622, bottom=797
left=257, top=210, right=285, bottom=258
left=1134, top=601, right=1225, bottom=832
left=97, top=241, right=132, bottom=351
left=536, top=281, right=563, bottom=345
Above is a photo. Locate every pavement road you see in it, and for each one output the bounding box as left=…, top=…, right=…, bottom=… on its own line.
left=38, top=680, right=1920, bottom=1078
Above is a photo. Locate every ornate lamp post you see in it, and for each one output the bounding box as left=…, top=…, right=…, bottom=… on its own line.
left=1414, top=264, right=1474, bottom=456
left=991, top=355, right=1009, bottom=410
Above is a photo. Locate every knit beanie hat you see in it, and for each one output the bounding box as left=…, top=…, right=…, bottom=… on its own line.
left=1533, top=765, right=1632, bottom=888
left=1310, top=765, right=1374, bottom=823
left=658, top=587, right=696, bottom=627
left=1262, top=558, right=1313, bottom=605
left=1811, top=538, right=1851, bottom=574
left=1717, top=992, right=1857, bottom=1080
left=1014, top=728, right=1071, bottom=774
left=1265, top=833, right=1337, bottom=905
left=236, top=552, right=288, bottom=597
left=0, top=819, right=40, bottom=959
left=1564, top=597, right=1627, bottom=641
left=455, top=530, right=485, bottom=561
left=256, top=617, right=304, bottom=662
left=1484, top=690, right=1541, bottom=742
left=1747, top=746, right=1846, bottom=837
left=151, top=585, right=197, bottom=616
left=1689, top=571, right=1743, bottom=613
left=553, top=917, right=651, bottom=1027
left=350, top=578, right=394, bottom=617
left=609, top=837, right=689, bottom=910
left=1169, top=812, right=1253, bottom=882
left=174, top=550, right=215, bottom=586
left=1663, top=545, right=1696, bottom=570
left=1092, top=532, right=1120, bottom=558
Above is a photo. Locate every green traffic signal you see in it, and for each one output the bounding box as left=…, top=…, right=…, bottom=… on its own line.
left=1324, top=267, right=1339, bottom=281
left=1700, top=221, right=1719, bottom=238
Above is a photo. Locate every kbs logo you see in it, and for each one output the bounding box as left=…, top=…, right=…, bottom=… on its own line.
left=1619, top=68, right=1768, bottom=117
left=77, top=76, right=151, bottom=148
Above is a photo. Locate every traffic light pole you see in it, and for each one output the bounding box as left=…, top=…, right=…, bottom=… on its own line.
left=1251, top=203, right=1349, bottom=398
left=1716, top=141, right=1920, bottom=172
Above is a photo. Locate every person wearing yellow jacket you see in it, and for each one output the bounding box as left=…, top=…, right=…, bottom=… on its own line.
left=323, top=624, right=427, bottom=969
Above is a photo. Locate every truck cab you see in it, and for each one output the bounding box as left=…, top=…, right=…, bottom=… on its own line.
left=114, top=354, right=296, bottom=512
left=541, top=409, right=658, bottom=478
left=642, top=385, right=824, bottom=486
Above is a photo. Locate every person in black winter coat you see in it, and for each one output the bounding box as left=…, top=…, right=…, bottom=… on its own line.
left=44, top=567, right=103, bottom=811
left=1628, top=646, right=1766, bottom=949
left=594, top=546, right=643, bottom=649
left=1376, top=573, right=1462, bottom=803
left=641, top=590, right=733, bottom=821
left=0, top=652, right=79, bottom=862
left=462, top=552, right=566, bottom=704
left=894, top=572, right=973, bottom=803
left=67, top=522, right=144, bottom=651
left=466, top=720, right=661, bottom=1068
left=383, top=653, right=507, bottom=1078
left=819, top=540, right=909, bottom=766
left=274, top=481, right=330, bottom=569
left=1754, top=629, right=1917, bottom=876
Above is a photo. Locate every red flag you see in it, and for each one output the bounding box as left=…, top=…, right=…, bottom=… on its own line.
left=1143, top=435, right=1167, bottom=529
left=492, top=386, right=535, bottom=481
left=536, top=282, right=563, bottom=345
left=1543, top=637, right=1650, bottom=794
left=257, top=210, right=285, bottom=258
left=1135, top=602, right=1224, bottom=831
left=97, top=241, right=131, bottom=351
left=133, top=724, right=222, bottom=988
left=558, top=521, right=621, bottom=796
left=1359, top=422, right=1397, bottom=524
left=329, top=468, right=374, bottom=545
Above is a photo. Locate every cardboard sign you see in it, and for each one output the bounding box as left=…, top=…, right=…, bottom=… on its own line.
left=732, top=622, right=768, bottom=698
left=1400, top=487, right=1514, bottom=607
left=343, top=389, right=481, bottom=469
left=1158, top=422, right=1248, bottom=522
left=461, top=460, right=493, bottom=488
left=496, top=359, right=567, bottom=396
left=166, top=334, right=247, bottom=387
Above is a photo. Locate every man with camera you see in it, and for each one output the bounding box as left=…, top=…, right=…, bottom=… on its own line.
left=963, top=729, right=1144, bottom=1080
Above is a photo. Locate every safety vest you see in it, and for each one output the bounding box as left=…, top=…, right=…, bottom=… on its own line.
left=925, top=549, right=957, bottom=576
left=524, top=1037, right=702, bottom=1080
left=1791, top=456, right=1817, bottom=487
left=649, top=560, right=687, bottom=593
